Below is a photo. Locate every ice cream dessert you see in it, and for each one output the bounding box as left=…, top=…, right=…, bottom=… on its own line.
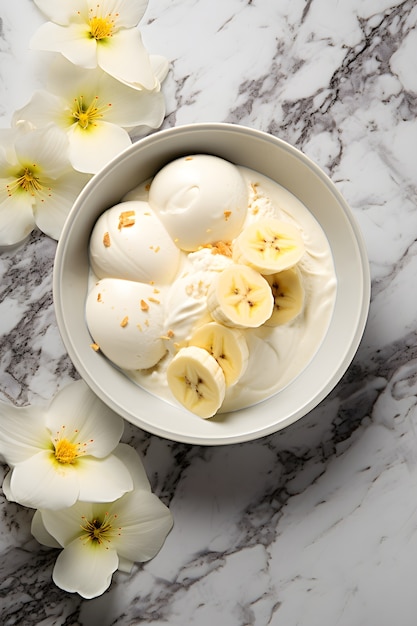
left=148, top=154, right=248, bottom=251
left=86, top=278, right=166, bottom=370
left=89, top=200, right=181, bottom=284
left=86, top=154, right=337, bottom=419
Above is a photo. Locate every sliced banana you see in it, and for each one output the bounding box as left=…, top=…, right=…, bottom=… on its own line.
left=232, top=218, right=305, bottom=274
left=167, top=345, right=226, bottom=418
left=207, top=264, right=274, bottom=328
left=264, top=267, right=305, bottom=326
left=189, top=321, right=249, bottom=386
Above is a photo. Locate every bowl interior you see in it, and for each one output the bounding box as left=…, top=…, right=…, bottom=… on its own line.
left=53, top=123, right=370, bottom=445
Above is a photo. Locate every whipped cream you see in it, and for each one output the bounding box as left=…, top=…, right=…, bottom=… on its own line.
left=86, top=160, right=337, bottom=415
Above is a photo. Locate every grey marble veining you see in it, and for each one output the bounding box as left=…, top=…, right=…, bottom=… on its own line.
left=1, top=0, right=417, bottom=624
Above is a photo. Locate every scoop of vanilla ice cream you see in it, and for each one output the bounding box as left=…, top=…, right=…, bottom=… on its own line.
left=86, top=278, right=166, bottom=370
left=148, top=154, right=248, bottom=251
left=89, top=200, right=182, bottom=284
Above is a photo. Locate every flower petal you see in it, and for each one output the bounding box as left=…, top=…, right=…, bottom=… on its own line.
left=31, top=22, right=98, bottom=69
left=40, top=501, right=94, bottom=547
left=33, top=168, right=91, bottom=240
left=76, top=454, right=133, bottom=502
left=67, top=121, right=131, bottom=174
left=97, top=73, right=166, bottom=128
left=45, top=380, right=124, bottom=458
left=97, top=29, right=157, bottom=89
left=34, top=0, right=87, bottom=24
left=0, top=403, right=49, bottom=465
left=109, top=489, right=173, bottom=562
left=13, top=90, right=69, bottom=131
left=14, top=124, right=71, bottom=179
left=112, top=443, right=151, bottom=492
left=31, top=510, right=62, bottom=549
left=52, top=537, right=119, bottom=598
left=118, top=555, right=134, bottom=573
left=9, top=450, right=80, bottom=510
left=0, top=192, right=36, bottom=248
left=149, top=55, right=170, bottom=85
left=1, top=471, right=14, bottom=502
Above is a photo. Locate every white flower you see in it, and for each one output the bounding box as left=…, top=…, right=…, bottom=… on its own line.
left=31, top=443, right=173, bottom=599
left=0, top=380, right=133, bottom=510
left=13, top=58, right=166, bottom=174
left=0, top=123, right=90, bottom=246
left=31, top=0, right=160, bottom=89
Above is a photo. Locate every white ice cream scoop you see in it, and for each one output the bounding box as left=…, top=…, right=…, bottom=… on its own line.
left=86, top=278, right=167, bottom=370
left=89, top=200, right=182, bottom=284
left=148, top=154, right=248, bottom=251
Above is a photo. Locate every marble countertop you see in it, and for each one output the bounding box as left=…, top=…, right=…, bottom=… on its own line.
left=1, top=0, right=417, bottom=624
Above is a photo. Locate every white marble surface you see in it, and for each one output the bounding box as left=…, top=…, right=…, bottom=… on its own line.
left=1, top=0, right=417, bottom=624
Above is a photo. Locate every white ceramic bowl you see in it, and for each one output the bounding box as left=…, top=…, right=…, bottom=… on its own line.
left=53, top=123, right=370, bottom=445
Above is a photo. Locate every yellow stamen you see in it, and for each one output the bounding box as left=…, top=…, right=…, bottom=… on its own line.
left=52, top=425, right=94, bottom=464
left=88, top=6, right=119, bottom=41
left=54, top=438, right=78, bottom=464
left=72, top=95, right=112, bottom=130
left=6, top=166, right=51, bottom=201
left=80, top=512, right=122, bottom=545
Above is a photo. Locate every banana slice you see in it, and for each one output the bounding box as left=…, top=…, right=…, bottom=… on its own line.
left=189, top=321, right=249, bottom=386
left=167, top=345, right=226, bottom=418
left=264, top=267, right=305, bottom=326
left=207, top=264, right=274, bottom=328
left=232, top=218, right=305, bottom=274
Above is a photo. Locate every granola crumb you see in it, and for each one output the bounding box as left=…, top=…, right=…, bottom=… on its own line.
left=103, top=232, right=111, bottom=247
left=224, top=210, right=232, bottom=221
left=90, top=342, right=100, bottom=352
left=210, top=240, right=233, bottom=257
left=148, top=297, right=160, bottom=304
left=120, top=316, right=129, bottom=327
left=140, top=299, right=149, bottom=311
left=118, top=210, right=136, bottom=230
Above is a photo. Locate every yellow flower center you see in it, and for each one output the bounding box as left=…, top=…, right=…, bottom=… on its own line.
left=6, top=166, right=51, bottom=200
left=51, top=425, right=93, bottom=464
left=89, top=16, right=113, bottom=40
left=54, top=438, right=78, bottom=464
left=72, top=95, right=112, bottom=130
left=80, top=512, right=122, bottom=545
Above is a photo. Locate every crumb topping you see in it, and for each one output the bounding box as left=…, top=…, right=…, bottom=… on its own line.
left=97, top=293, right=102, bottom=302
left=90, top=342, right=100, bottom=351
left=120, top=316, right=129, bottom=327
left=140, top=299, right=149, bottom=311
left=224, top=210, right=232, bottom=221
left=118, top=210, right=136, bottom=230
left=103, top=232, right=111, bottom=247
left=209, top=240, right=232, bottom=257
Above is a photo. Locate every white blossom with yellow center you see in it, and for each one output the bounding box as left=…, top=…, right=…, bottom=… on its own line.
left=30, top=0, right=161, bottom=89
left=0, top=123, right=90, bottom=246
left=0, top=380, right=133, bottom=510
left=13, top=58, right=166, bottom=174
left=31, top=444, right=173, bottom=599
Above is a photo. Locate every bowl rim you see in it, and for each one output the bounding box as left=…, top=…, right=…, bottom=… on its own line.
left=53, top=122, right=371, bottom=445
